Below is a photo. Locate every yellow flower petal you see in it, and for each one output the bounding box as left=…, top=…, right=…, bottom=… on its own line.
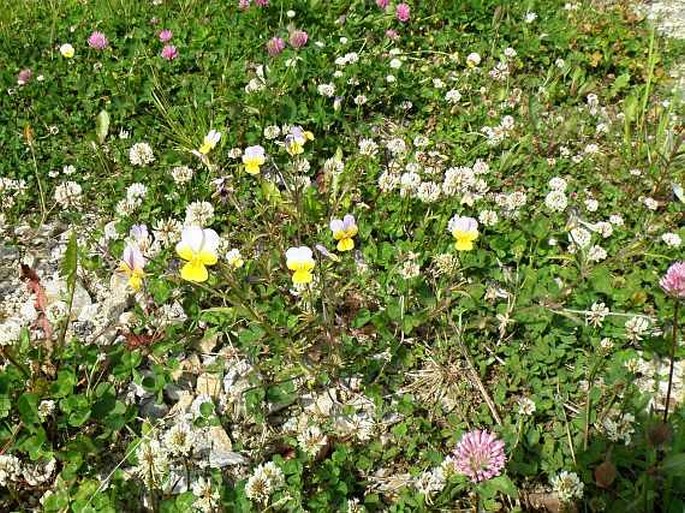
left=199, top=251, right=218, bottom=266
left=128, top=272, right=144, bottom=291
left=176, top=243, right=195, bottom=262
left=181, top=261, right=208, bottom=282
left=292, top=269, right=313, bottom=284
left=244, top=163, right=261, bottom=175
left=337, top=237, right=354, bottom=252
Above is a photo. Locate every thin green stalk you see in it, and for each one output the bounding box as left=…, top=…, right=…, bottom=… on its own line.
left=27, top=137, right=47, bottom=225
left=639, top=27, right=657, bottom=133
left=583, top=356, right=604, bottom=451
left=0, top=347, right=31, bottom=379
left=663, top=300, right=679, bottom=423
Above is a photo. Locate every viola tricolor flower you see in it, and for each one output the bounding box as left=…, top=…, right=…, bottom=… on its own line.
left=118, top=244, right=146, bottom=291
left=175, top=226, right=219, bottom=282
left=226, top=248, right=245, bottom=269
left=284, top=126, right=314, bottom=156
left=330, top=214, right=358, bottom=252
left=60, top=43, right=75, bottom=58
left=286, top=246, right=315, bottom=285
left=242, top=145, right=266, bottom=175
left=448, top=215, right=479, bottom=251
left=199, top=130, right=221, bottom=155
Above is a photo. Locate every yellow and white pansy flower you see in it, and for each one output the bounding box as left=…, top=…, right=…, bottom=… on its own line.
left=175, top=226, right=219, bottom=282
left=226, top=248, right=244, bottom=269
left=330, top=214, right=358, bottom=252
left=118, top=244, right=146, bottom=291
left=285, top=246, right=315, bottom=285
left=242, top=145, right=266, bottom=175
left=60, top=43, right=75, bottom=58
left=198, top=129, right=221, bottom=155
left=448, top=215, right=479, bottom=251
left=284, top=126, right=314, bottom=157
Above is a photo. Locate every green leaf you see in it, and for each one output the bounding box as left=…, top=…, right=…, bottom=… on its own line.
left=662, top=453, right=685, bottom=476
left=17, top=393, right=40, bottom=425
left=51, top=369, right=76, bottom=398
left=488, top=475, right=518, bottom=497
left=96, top=110, right=110, bottom=144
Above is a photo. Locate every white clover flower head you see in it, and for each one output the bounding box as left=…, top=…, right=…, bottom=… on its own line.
left=662, top=232, right=682, bottom=247
left=549, top=177, right=567, bottom=191
left=545, top=190, right=568, bottom=212
left=550, top=471, right=584, bottom=503
left=517, top=397, right=536, bottom=416
left=54, top=181, right=83, bottom=208
left=163, top=421, right=196, bottom=457
left=445, top=89, right=462, bottom=104
left=586, top=244, right=607, bottom=263
left=263, top=125, right=281, bottom=139
left=171, top=165, right=194, bottom=185
left=184, top=201, right=215, bottom=227
left=569, top=227, right=591, bottom=248
left=317, top=83, right=336, bottom=97
left=625, top=316, right=650, bottom=342
left=0, top=454, right=22, bottom=487
left=129, top=142, right=155, bottom=166
left=586, top=301, right=609, bottom=327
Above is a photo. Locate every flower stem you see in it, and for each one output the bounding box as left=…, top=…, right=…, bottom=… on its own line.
left=0, top=347, right=31, bottom=379
left=663, top=300, right=679, bottom=423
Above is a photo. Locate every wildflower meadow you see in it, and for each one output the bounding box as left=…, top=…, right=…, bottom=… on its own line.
left=2, top=0, right=685, bottom=511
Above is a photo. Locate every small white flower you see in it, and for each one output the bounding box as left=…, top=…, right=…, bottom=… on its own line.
left=586, top=244, right=607, bottom=263
left=317, top=83, right=336, bottom=97
left=625, top=316, right=650, bottom=342
left=586, top=302, right=609, bottom=327
left=171, top=165, right=194, bottom=185
left=569, top=227, right=591, bottom=248
left=129, top=142, right=155, bottom=166
left=126, top=183, right=148, bottom=202
left=643, top=197, right=658, bottom=210
left=550, top=471, right=584, bottom=503
left=263, top=125, right=281, bottom=139
left=54, top=181, right=82, bottom=208
left=545, top=190, right=568, bottom=212
left=548, top=177, right=567, bottom=191
left=445, top=89, right=462, bottom=104
left=163, top=421, right=196, bottom=457
left=662, top=232, right=682, bottom=247
left=517, top=397, right=536, bottom=416
left=0, top=455, right=22, bottom=487
left=184, top=201, right=214, bottom=227
left=609, top=214, right=624, bottom=226
left=478, top=209, right=499, bottom=226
